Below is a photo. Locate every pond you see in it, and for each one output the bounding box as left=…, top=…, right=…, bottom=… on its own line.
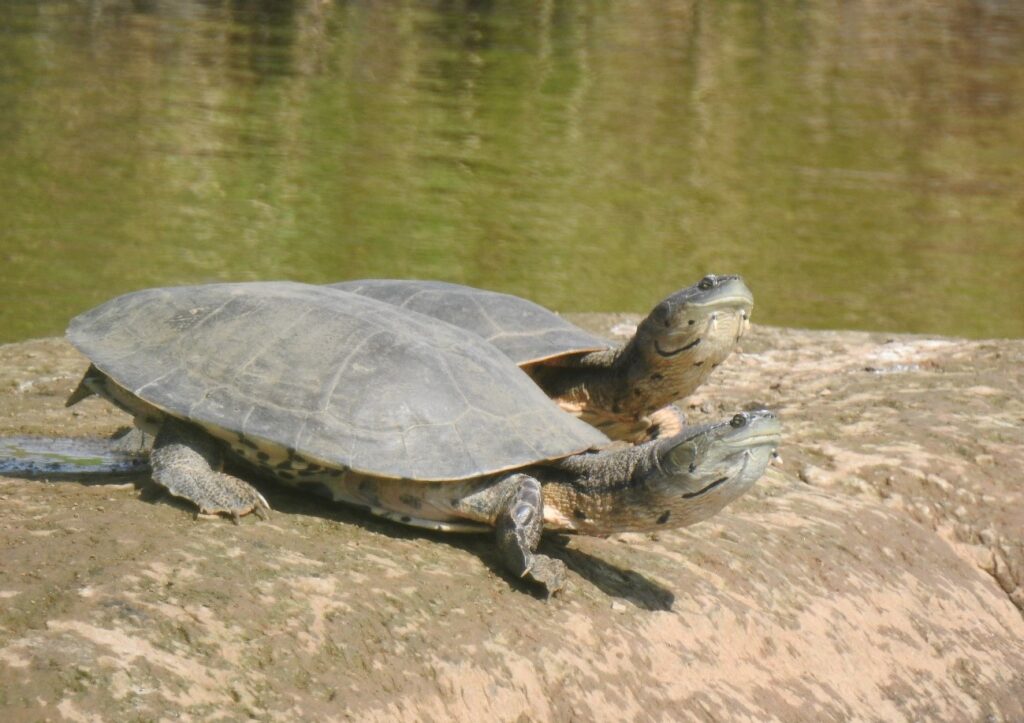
left=1, top=0, right=1022, bottom=343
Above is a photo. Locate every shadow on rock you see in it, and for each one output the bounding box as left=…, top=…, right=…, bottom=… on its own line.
left=547, top=536, right=675, bottom=610
left=258, top=479, right=675, bottom=605
left=16, top=443, right=678, bottom=605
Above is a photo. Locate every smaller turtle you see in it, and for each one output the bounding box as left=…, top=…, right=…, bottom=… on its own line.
left=330, top=276, right=753, bottom=441
left=66, top=282, right=780, bottom=595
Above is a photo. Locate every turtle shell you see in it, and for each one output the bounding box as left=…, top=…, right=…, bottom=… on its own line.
left=67, top=282, right=608, bottom=481
left=329, top=280, right=609, bottom=366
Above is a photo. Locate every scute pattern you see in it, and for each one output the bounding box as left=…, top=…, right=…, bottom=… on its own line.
left=68, top=282, right=609, bottom=481
left=330, top=279, right=608, bottom=365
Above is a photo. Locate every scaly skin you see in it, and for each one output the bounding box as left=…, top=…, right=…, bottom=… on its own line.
left=529, top=275, right=754, bottom=441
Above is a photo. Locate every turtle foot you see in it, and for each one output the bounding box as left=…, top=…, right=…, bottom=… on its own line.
left=196, top=473, right=271, bottom=523
left=494, top=473, right=565, bottom=596
left=525, top=554, right=566, bottom=597
left=151, top=420, right=271, bottom=523
left=646, top=403, right=687, bottom=441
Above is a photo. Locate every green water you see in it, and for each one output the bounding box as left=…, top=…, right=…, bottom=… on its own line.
left=1, top=0, right=1022, bottom=342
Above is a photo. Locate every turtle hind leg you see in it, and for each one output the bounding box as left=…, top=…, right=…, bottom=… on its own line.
left=150, top=420, right=270, bottom=522
left=494, top=473, right=566, bottom=597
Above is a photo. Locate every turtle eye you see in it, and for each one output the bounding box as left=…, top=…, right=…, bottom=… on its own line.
left=698, top=276, right=716, bottom=291
left=730, top=414, right=747, bottom=429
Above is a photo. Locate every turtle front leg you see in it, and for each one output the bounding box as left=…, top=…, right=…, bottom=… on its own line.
left=150, top=420, right=270, bottom=522
left=494, top=473, right=566, bottom=596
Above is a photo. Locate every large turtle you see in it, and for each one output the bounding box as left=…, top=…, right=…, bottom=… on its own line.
left=66, top=282, right=780, bottom=594
left=329, top=276, right=753, bottom=441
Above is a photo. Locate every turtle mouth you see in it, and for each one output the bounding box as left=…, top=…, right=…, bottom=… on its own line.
left=654, top=337, right=701, bottom=358
left=725, top=427, right=781, bottom=449
left=653, top=296, right=752, bottom=358
left=682, top=444, right=767, bottom=499
left=707, top=419, right=781, bottom=470
left=680, top=473, right=732, bottom=499
left=684, top=292, right=755, bottom=312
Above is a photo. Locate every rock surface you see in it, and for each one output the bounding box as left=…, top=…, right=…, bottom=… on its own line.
left=0, top=323, right=1022, bottom=721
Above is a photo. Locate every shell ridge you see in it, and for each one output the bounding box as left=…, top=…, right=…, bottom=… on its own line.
left=133, top=367, right=183, bottom=400
left=185, top=382, right=228, bottom=419
left=293, top=416, right=311, bottom=454
left=318, top=328, right=387, bottom=413
left=438, top=347, right=483, bottom=420
left=470, top=294, right=503, bottom=339
left=446, top=418, right=478, bottom=477
left=237, top=403, right=256, bottom=437
left=397, top=289, right=433, bottom=308
left=229, top=304, right=318, bottom=386
left=184, top=297, right=234, bottom=336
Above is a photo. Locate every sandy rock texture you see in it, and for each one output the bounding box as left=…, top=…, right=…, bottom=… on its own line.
left=0, top=323, right=1022, bottom=721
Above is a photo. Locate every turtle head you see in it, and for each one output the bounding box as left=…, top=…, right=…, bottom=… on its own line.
left=616, top=275, right=754, bottom=413
left=642, top=409, right=780, bottom=529
left=634, top=275, right=753, bottom=364
left=540, top=409, right=780, bottom=536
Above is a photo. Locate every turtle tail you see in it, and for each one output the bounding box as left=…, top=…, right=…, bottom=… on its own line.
left=65, top=364, right=102, bottom=407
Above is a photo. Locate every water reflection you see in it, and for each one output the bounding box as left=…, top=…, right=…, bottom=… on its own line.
left=0, top=0, right=1021, bottom=341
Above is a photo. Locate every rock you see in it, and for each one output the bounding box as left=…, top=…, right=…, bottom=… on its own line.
left=0, top=326, right=1022, bottom=720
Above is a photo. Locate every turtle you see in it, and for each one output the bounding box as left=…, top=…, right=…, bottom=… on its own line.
left=66, top=282, right=780, bottom=595
left=329, top=276, right=753, bottom=442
